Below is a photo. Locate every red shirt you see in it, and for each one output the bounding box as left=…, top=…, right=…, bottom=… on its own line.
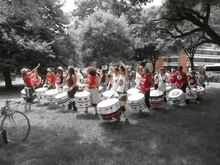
left=169, top=73, right=176, bottom=84
left=175, top=71, right=187, bottom=87
left=87, top=75, right=97, bottom=88
left=24, top=75, right=32, bottom=87
left=46, top=72, right=56, bottom=85
left=66, top=75, right=74, bottom=87
left=31, top=75, right=41, bottom=88
left=139, top=74, right=154, bottom=93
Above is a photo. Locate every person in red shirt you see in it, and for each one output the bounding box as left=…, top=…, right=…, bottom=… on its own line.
left=21, top=63, right=41, bottom=111
left=175, top=66, right=188, bottom=92
left=85, top=67, right=100, bottom=115
left=44, top=68, right=57, bottom=89
left=66, top=66, right=78, bottom=111
left=31, top=70, right=42, bottom=89
left=168, top=68, right=177, bottom=89
left=137, top=62, right=154, bottom=116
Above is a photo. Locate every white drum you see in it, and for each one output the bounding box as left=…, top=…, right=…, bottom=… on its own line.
left=168, top=89, right=185, bottom=104
left=128, top=93, right=146, bottom=111
left=21, top=89, right=26, bottom=100
left=197, top=86, right=205, bottom=97
left=78, top=84, right=85, bottom=92
left=102, top=90, right=116, bottom=99
left=55, top=92, right=70, bottom=106
left=35, top=87, right=47, bottom=99
left=98, top=86, right=104, bottom=93
left=97, top=98, right=121, bottom=120
left=186, top=88, right=198, bottom=100
left=127, top=88, right=140, bottom=97
left=74, top=90, right=91, bottom=108
left=45, top=89, right=59, bottom=103
left=150, top=90, right=164, bottom=107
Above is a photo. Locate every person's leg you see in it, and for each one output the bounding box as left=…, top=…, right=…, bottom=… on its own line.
left=144, top=91, right=154, bottom=116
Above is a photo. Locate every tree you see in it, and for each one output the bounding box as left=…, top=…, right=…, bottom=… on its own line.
left=0, top=0, right=76, bottom=88
left=70, top=10, right=133, bottom=67
left=155, top=0, right=220, bottom=48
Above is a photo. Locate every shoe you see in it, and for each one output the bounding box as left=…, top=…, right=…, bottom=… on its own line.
left=95, top=112, right=98, bottom=115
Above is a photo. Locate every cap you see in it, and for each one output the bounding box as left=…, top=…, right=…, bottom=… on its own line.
left=47, top=68, right=52, bottom=72
left=57, top=66, right=63, bottom=71
left=21, top=68, right=29, bottom=74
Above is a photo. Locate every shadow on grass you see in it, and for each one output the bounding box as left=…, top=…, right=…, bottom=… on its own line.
left=76, top=113, right=100, bottom=120
left=0, top=126, right=114, bottom=165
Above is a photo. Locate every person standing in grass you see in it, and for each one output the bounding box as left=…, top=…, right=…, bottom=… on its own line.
left=85, top=67, right=100, bottom=115
left=44, top=68, right=57, bottom=89
left=21, top=63, right=41, bottom=111
left=66, top=66, right=78, bottom=111
left=116, top=61, right=129, bottom=121
left=137, top=62, right=154, bottom=116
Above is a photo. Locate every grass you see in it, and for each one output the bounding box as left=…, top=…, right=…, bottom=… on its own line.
left=0, top=84, right=220, bottom=165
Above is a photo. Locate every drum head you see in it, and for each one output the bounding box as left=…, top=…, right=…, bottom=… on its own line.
left=168, top=89, right=183, bottom=98
left=127, top=88, right=139, bottom=95
left=21, top=89, right=25, bottom=94
left=45, top=89, right=58, bottom=95
left=75, top=90, right=90, bottom=98
left=102, top=90, right=115, bottom=98
left=97, top=98, right=119, bottom=108
left=128, top=93, right=144, bottom=102
left=36, top=88, right=47, bottom=92
left=55, top=92, right=68, bottom=99
left=197, top=86, right=204, bottom=91
left=150, top=90, right=164, bottom=97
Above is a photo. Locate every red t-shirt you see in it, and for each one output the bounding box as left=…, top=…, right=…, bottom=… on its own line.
left=87, top=75, right=97, bottom=88
left=46, top=73, right=56, bottom=85
left=31, top=75, right=41, bottom=88
left=175, top=71, right=187, bottom=87
left=24, top=75, right=33, bottom=87
left=66, top=75, right=74, bottom=87
left=139, top=74, right=154, bottom=93
left=169, top=73, right=176, bottom=84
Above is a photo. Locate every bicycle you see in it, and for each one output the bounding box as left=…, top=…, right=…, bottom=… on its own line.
left=0, top=100, right=30, bottom=143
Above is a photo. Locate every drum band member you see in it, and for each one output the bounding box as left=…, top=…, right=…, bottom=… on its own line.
left=175, top=66, right=189, bottom=105
left=66, top=66, right=78, bottom=111
left=31, top=70, right=42, bottom=89
left=116, top=61, right=129, bottom=121
left=137, top=62, right=154, bottom=116
left=45, top=68, right=57, bottom=89
left=56, top=66, right=64, bottom=92
left=85, top=67, right=100, bottom=115
left=21, top=63, right=41, bottom=111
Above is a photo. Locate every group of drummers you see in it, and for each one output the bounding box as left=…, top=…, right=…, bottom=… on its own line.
left=20, top=61, right=206, bottom=121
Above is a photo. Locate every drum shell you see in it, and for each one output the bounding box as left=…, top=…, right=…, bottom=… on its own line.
left=55, top=92, right=70, bottom=105
left=97, top=98, right=121, bottom=120
left=75, top=91, right=91, bottom=108
left=186, top=88, right=198, bottom=99
left=168, top=89, right=185, bottom=104
left=45, top=89, right=58, bottom=103
left=150, top=90, right=165, bottom=106
left=128, top=93, right=146, bottom=111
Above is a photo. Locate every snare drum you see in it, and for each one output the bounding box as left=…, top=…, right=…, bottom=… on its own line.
left=74, top=90, right=91, bottom=108
left=186, top=88, right=198, bottom=100
left=102, top=90, right=116, bottom=99
left=45, top=89, right=59, bottom=103
left=35, top=87, right=47, bottom=99
left=149, top=90, right=164, bottom=107
left=97, top=98, right=121, bottom=120
left=197, top=86, right=205, bottom=97
left=127, top=88, right=140, bottom=97
left=55, top=92, right=70, bottom=106
left=128, top=93, right=146, bottom=111
left=166, top=85, right=172, bottom=93
left=168, top=89, right=185, bottom=104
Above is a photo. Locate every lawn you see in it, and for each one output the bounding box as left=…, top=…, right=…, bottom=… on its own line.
left=0, top=84, right=220, bottom=165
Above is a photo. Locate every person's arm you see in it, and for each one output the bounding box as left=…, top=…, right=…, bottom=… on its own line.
left=120, top=61, right=129, bottom=79
left=28, top=63, right=41, bottom=75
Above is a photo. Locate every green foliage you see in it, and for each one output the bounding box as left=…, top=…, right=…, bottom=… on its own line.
left=70, top=10, right=133, bottom=67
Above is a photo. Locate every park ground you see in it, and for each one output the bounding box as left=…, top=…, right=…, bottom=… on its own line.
left=0, top=79, right=220, bottom=165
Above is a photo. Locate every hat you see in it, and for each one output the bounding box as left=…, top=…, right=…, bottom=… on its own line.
left=21, top=68, right=28, bottom=74
left=57, top=66, right=63, bottom=71
left=47, top=68, right=52, bottom=72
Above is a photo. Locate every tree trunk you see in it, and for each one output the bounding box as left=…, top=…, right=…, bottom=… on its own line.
left=3, top=67, right=13, bottom=89
left=189, top=56, right=194, bottom=71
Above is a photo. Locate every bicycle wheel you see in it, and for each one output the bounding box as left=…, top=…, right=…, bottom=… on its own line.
left=1, top=111, right=30, bottom=143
